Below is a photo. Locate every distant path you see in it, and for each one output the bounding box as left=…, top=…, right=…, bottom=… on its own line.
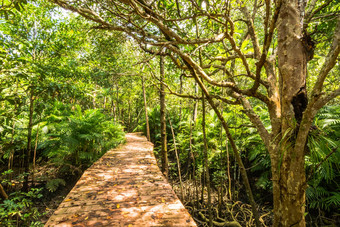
left=45, top=133, right=196, bottom=226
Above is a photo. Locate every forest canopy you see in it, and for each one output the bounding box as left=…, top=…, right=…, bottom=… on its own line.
left=0, top=0, right=339, bottom=226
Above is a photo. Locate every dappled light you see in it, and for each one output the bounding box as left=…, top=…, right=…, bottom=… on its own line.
left=45, top=133, right=196, bottom=226
left=1, top=0, right=339, bottom=226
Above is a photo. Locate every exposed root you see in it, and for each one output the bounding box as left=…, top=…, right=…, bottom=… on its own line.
left=198, top=211, right=241, bottom=227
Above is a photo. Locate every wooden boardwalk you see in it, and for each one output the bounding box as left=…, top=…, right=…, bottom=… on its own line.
left=45, top=133, right=196, bottom=227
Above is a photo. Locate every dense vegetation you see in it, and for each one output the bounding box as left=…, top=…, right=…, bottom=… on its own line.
left=1, top=0, right=339, bottom=226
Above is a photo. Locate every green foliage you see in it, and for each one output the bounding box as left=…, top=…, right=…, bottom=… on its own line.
left=306, top=105, right=340, bottom=212
left=40, top=102, right=125, bottom=170
left=0, top=187, right=44, bottom=227
left=45, top=178, right=66, bottom=192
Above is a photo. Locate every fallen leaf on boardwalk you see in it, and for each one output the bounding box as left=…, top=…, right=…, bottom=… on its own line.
left=64, top=199, right=72, bottom=202
left=117, top=204, right=120, bottom=208
left=107, top=216, right=113, bottom=219
left=85, top=216, right=88, bottom=220
left=161, top=198, right=165, bottom=203
left=128, top=224, right=132, bottom=227
left=156, top=213, right=164, bottom=219
left=98, top=191, right=104, bottom=194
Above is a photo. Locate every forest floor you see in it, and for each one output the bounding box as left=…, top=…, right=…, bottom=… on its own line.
left=45, top=133, right=196, bottom=226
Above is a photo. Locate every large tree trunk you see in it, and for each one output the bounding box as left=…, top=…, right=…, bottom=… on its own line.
left=160, top=55, right=168, bottom=178
left=273, top=0, right=308, bottom=226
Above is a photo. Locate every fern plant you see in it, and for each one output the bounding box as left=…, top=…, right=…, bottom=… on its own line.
left=306, top=105, right=340, bottom=213
left=39, top=102, right=125, bottom=171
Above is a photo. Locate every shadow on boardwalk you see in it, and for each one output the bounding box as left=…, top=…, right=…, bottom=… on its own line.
left=45, top=133, right=196, bottom=226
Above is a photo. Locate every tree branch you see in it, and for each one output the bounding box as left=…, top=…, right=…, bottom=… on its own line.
left=311, top=17, right=340, bottom=99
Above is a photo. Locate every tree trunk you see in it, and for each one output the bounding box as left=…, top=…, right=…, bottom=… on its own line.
left=226, top=136, right=232, bottom=201
left=103, top=96, right=107, bottom=109
left=23, top=88, right=34, bottom=192
left=142, top=76, right=151, bottom=141
left=93, top=86, right=96, bottom=109
left=189, top=72, right=261, bottom=227
left=0, top=184, right=8, bottom=200
left=116, top=84, right=120, bottom=123
left=179, top=74, right=183, bottom=121
left=32, top=123, right=40, bottom=186
left=192, top=82, right=198, bottom=122
left=169, top=118, right=183, bottom=200
left=128, top=100, right=131, bottom=132
left=202, top=92, right=212, bottom=227
left=160, top=55, right=168, bottom=178
left=273, top=0, right=308, bottom=226
left=8, top=120, right=16, bottom=182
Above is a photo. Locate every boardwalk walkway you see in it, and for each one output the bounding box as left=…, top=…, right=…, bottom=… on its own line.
left=45, top=133, right=196, bottom=226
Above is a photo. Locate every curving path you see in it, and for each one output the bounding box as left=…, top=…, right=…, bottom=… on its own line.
left=45, top=133, right=196, bottom=227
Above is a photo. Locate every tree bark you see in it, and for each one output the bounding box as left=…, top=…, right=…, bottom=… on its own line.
left=128, top=99, right=131, bottom=132
left=273, top=0, right=308, bottom=226
left=93, top=86, right=96, bottom=109
left=179, top=74, right=183, bottom=121
left=169, top=118, right=183, bottom=200
left=8, top=120, right=15, bottom=181
left=0, top=184, right=8, bottom=200
left=192, top=82, right=198, bottom=122
left=115, top=84, right=119, bottom=123
left=142, top=76, right=151, bottom=141
left=186, top=69, right=261, bottom=227
left=160, top=55, right=168, bottom=178
left=202, top=92, right=213, bottom=227
left=32, top=123, right=40, bottom=186
left=23, top=88, right=34, bottom=192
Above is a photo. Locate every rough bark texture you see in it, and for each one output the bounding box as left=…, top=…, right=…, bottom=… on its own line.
left=274, top=0, right=308, bottom=226
left=160, top=55, right=168, bottom=178
left=48, top=1, right=340, bottom=226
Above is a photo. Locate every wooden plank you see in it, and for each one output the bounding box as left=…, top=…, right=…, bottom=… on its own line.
left=45, top=133, right=196, bottom=227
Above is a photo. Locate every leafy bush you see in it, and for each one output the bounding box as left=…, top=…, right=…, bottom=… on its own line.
left=40, top=103, right=125, bottom=170
left=0, top=188, right=44, bottom=227
left=306, top=105, right=340, bottom=213
left=45, top=178, right=66, bottom=192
